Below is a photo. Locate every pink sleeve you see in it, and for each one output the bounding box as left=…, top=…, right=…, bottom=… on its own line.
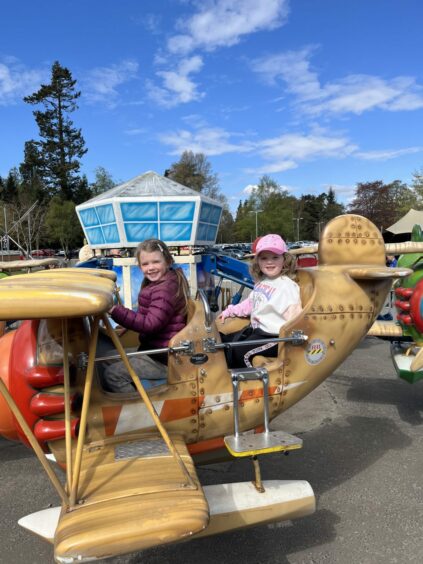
left=221, top=297, right=253, bottom=319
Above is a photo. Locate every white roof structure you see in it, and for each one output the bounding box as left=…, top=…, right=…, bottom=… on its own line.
left=76, top=171, right=223, bottom=248
left=386, top=209, right=423, bottom=234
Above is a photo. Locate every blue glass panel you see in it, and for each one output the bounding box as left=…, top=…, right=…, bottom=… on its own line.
left=121, top=202, right=158, bottom=221
left=96, top=204, right=115, bottom=224
left=160, top=201, right=195, bottom=221
left=130, top=266, right=143, bottom=309
left=103, top=224, right=120, bottom=243
left=206, top=224, right=218, bottom=241
left=197, top=223, right=208, bottom=240
left=79, top=208, right=99, bottom=227
left=199, top=203, right=212, bottom=222
left=86, top=227, right=105, bottom=245
left=160, top=223, right=192, bottom=241
left=210, top=205, right=222, bottom=224
left=124, top=223, right=158, bottom=242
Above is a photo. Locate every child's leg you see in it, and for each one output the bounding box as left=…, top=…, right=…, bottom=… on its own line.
left=237, top=329, right=278, bottom=368
left=219, top=326, right=254, bottom=368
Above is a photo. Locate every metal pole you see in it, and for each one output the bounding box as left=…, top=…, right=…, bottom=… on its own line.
left=293, top=217, right=303, bottom=240
left=250, top=210, right=263, bottom=239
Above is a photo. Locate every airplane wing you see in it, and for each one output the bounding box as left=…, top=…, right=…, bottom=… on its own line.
left=53, top=432, right=209, bottom=562
left=0, top=258, right=60, bottom=271
left=289, top=241, right=423, bottom=257
left=367, top=320, right=403, bottom=338
left=345, top=266, right=412, bottom=280
left=0, top=272, right=115, bottom=319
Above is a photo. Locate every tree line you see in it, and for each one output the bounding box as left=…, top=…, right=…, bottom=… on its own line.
left=1, top=61, right=423, bottom=255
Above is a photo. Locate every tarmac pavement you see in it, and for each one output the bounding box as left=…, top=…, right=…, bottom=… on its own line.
left=0, top=337, right=422, bottom=564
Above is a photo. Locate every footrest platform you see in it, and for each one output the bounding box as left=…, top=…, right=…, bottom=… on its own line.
left=224, top=430, right=303, bottom=457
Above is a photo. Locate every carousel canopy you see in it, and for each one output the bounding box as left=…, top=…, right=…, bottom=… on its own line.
left=386, top=209, right=423, bottom=234
left=76, top=171, right=223, bottom=249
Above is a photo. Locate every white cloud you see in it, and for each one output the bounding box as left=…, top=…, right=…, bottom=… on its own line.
left=252, top=47, right=321, bottom=100
left=243, top=183, right=258, bottom=195
left=124, top=127, right=148, bottom=136
left=324, top=183, right=356, bottom=204
left=355, top=146, right=423, bottom=161
left=148, top=56, right=204, bottom=107
left=159, top=126, right=253, bottom=155
left=83, top=60, right=139, bottom=107
left=249, top=132, right=357, bottom=173
left=168, top=0, right=289, bottom=54
left=252, top=48, right=423, bottom=116
left=0, top=58, right=47, bottom=105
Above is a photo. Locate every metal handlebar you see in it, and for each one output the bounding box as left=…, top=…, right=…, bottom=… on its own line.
left=197, top=288, right=213, bottom=333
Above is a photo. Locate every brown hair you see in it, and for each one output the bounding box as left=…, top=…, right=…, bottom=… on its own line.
left=250, top=251, right=297, bottom=282
left=135, top=239, right=190, bottom=312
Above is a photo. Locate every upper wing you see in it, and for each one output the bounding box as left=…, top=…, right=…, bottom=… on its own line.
left=0, top=271, right=115, bottom=319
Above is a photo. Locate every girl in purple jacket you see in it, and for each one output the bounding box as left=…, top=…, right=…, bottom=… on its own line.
left=109, top=238, right=190, bottom=366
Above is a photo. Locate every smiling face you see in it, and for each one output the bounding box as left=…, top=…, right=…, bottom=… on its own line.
left=257, top=251, right=284, bottom=279
left=139, top=250, right=169, bottom=283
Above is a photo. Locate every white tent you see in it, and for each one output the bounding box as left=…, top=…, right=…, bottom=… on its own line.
left=386, top=209, right=423, bottom=234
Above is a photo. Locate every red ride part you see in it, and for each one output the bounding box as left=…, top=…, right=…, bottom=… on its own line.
left=0, top=330, right=19, bottom=441
left=30, top=392, right=81, bottom=417
left=409, top=279, right=423, bottom=333
left=26, top=366, right=65, bottom=388
left=34, top=418, right=79, bottom=442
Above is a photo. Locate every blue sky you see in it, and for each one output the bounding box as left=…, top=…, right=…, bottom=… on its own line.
left=1, top=0, right=423, bottom=212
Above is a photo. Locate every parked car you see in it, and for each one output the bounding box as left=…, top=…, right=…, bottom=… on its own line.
left=31, top=249, right=55, bottom=257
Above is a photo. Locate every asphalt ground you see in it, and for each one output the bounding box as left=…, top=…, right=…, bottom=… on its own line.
left=0, top=337, right=422, bottom=564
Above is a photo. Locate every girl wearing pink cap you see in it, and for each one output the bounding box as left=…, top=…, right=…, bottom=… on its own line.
left=218, top=234, right=302, bottom=368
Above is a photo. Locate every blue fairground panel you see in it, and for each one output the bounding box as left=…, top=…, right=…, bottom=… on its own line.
left=76, top=171, right=223, bottom=249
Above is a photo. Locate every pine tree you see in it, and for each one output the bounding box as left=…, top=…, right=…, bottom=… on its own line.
left=19, top=141, right=46, bottom=203
left=24, top=61, right=87, bottom=201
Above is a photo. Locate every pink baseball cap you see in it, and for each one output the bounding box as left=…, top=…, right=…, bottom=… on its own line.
left=255, top=234, right=287, bottom=255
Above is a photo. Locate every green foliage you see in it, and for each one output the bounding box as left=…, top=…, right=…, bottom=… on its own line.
left=24, top=61, right=87, bottom=201
left=411, top=168, right=423, bottom=208
left=90, top=166, right=116, bottom=196
left=44, top=197, right=83, bottom=253
left=165, top=151, right=220, bottom=198
left=348, top=180, right=414, bottom=230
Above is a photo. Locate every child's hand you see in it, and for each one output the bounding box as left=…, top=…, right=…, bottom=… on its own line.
left=217, top=313, right=225, bottom=323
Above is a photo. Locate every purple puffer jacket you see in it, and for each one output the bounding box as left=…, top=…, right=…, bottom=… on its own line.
left=110, top=270, right=187, bottom=348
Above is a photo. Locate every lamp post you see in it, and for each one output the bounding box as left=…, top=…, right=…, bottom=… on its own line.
left=250, top=210, right=263, bottom=239
left=316, top=220, right=325, bottom=238
left=293, top=217, right=303, bottom=241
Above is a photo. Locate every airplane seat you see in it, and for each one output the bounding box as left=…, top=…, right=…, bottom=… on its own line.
left=98, top=299, right=197, bottom=394
left=252, top=270, right=315, bottom=369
